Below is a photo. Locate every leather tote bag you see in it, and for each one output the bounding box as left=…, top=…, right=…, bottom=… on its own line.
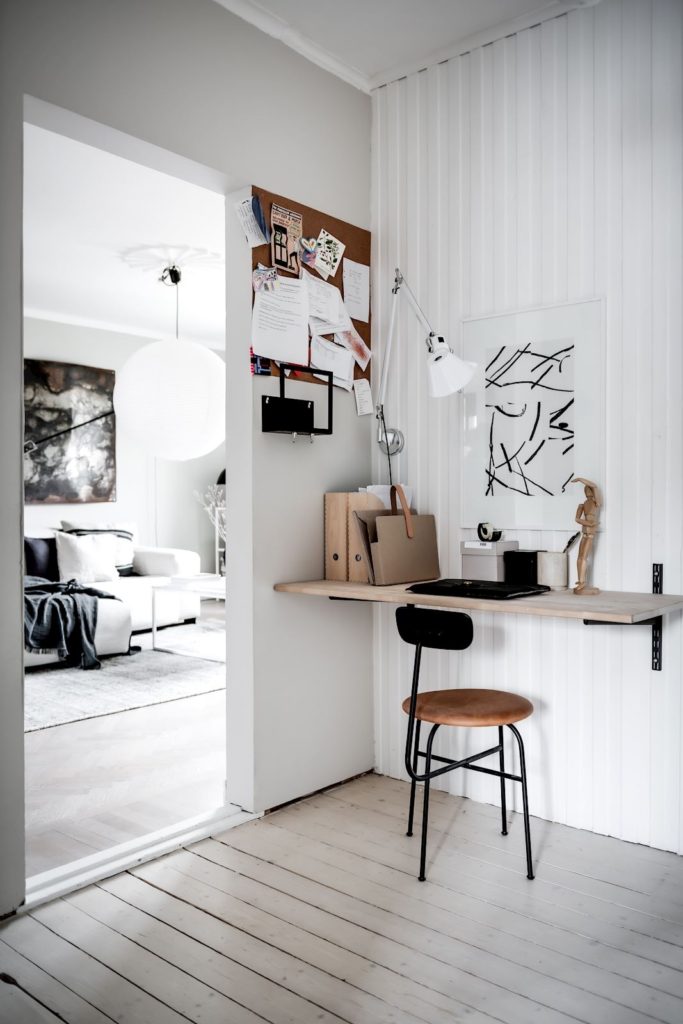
left=353, top=485, right=440, bottom=586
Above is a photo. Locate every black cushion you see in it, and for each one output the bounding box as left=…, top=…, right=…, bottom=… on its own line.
left=24, top=536, right=59, bottom=582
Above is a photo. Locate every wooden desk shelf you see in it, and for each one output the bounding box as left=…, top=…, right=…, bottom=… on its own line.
left=274, top=580, right=683, bottom=670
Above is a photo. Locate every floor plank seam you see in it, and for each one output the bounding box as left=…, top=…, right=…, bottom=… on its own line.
left=263, top=810, right=683, bottom=948
left=68, top=887, right=276, bottom=1024
left=260, top=816, right=683, bottom=973
left=121, top=870, right=388, bottom=1024
left=186, top=844, right=609, bottom=1024
left=323, top=790, right=679, bottom=901
left=133, top=854, right=518, bottom=1024
left=108, top=873, right=358, bottom=1024
left=208, top=836, right=681, bottom=1024
left=26, top=910, right=199, bottom=1024
left=0, top=970, right=69, bottom=1023
left=0, top=934, right=120, bottom=1024
left=361, top=776, right=682, bottom=864
left=214, top=830, right=683, bottom=999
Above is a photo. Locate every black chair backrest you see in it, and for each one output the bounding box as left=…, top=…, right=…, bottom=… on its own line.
left=396, top=606, right=473, bottom=651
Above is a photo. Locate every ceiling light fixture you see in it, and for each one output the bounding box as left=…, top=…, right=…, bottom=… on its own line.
left=113, top=264, right=226, bottom=461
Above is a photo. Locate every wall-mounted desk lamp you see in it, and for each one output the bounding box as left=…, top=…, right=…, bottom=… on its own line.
left=376, top=268, right=476, bottom=480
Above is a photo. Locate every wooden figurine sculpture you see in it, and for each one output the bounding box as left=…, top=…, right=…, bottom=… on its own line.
left=572, top=477, right=602, bottom=595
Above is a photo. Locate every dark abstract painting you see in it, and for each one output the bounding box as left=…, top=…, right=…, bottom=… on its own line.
left=24, top=359, right=116, bottom=504
left=485, top=340, right=574, bottom=498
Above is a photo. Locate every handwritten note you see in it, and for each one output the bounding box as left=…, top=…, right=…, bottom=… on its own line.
left=353, top=378, right=374, bottom=416
left=343, top=258, right=369, bottom=322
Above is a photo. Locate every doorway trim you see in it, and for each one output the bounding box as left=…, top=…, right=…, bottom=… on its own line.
left=15, top=97, right=257, bottom=911
left=23, top=804, right=259, bottom=911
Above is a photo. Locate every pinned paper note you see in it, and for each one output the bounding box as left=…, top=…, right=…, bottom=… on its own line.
left=271, top=204, right=302, bottom=275
left=310, top=335, right=354, bottom=391
left=234, top=195, right=269, bottom=247
left=315, top=228, right=345, bottom=279
left=353, top=378, right=373, bottom=416
left=300, top=237, right=318, bottom=268
left=335, top=326, right=371, bottom=371
left=252, top=277, right=308, bottom=365
left=252, top=265, right=278, bottom=292
left=303, top=270, right=342, bottom=324
left=343, top=258, right=369, bottom=322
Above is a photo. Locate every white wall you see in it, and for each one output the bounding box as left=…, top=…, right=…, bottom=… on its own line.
left=0, top=0, right=371, bottom=915
left=372, top=0, right=683, bottom=851
left=223, top=195, right=374, bottom=814
left=23, top=317, right=223, bottom=570
left=251, top=375, right=374, bottom=811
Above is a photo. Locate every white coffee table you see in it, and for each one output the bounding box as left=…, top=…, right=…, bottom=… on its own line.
left=151, top=574, right=226, bottom=654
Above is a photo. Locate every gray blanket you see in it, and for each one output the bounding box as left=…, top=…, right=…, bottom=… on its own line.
left=24, top=576, right=119, bottom=670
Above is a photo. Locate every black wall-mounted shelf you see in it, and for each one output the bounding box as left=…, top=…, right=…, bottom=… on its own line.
left=261, top=364, right=333, bottom=439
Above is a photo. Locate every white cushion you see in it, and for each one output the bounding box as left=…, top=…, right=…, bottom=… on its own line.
left=133, top=546, right=201, bottom=577
left=55, top=532, right=119, bottom=583
left=60, top=520, right=136, bottom=573
left=95, top=576, right=200, bottom=630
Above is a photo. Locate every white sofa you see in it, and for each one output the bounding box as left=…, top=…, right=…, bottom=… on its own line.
left=25, top=543, right=201, bottom=668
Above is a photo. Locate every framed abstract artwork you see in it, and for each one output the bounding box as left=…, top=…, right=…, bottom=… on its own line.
left=461, top=300, right=604, bottom=530
left=24, top=359, right=116, bottom=504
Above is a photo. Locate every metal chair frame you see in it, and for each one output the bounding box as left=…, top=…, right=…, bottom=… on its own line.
left=400, top=608, right=534, bottom=882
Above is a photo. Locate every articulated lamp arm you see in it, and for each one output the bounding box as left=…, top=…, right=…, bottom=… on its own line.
left=376, top=269, right=438, bottom=412
left=375, top=268, right=475, bottom=470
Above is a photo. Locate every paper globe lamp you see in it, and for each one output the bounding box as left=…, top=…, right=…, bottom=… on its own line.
left=114, top=338, right=226, bottom=461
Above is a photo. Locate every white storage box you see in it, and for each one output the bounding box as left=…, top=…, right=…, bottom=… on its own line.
left=460, top=540, right=519, bottom=582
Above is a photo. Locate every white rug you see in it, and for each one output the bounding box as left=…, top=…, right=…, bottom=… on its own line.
left=25, top=621, right=226, bottom=732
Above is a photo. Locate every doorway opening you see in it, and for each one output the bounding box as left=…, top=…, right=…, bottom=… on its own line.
left=22, top=109, right=240, bottom=889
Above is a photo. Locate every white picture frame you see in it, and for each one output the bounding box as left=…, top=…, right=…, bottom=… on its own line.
left=461, top=299, right=604, bottom=530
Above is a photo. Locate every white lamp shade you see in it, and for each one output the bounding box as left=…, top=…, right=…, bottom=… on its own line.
left=427, top=350, right=477, bottom=398
left=114, top=339, right=226, bottom=461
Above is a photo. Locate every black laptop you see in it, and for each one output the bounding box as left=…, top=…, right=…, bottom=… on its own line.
left=407, top=579, right=551, bottom=600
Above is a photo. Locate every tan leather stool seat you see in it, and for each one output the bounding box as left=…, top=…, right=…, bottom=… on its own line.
left=402, top=688, right=533, bottom=728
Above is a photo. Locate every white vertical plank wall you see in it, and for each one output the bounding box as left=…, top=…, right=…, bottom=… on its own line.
left=371, top=0, right=683, bottom=852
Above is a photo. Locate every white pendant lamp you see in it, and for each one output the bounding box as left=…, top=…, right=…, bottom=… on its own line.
left=114, top=265, right=226, bottom=462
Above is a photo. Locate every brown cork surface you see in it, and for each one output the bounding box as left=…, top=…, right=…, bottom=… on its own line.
left=251, top=185, right=371, bottom=387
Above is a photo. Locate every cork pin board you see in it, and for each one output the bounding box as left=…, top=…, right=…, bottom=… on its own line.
left=250, top=185, right=371, bottom=388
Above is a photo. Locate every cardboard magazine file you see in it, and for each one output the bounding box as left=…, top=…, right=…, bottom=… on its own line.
left=353, top=485, right=440, bottom=586
left=324, top=491, right=384, bottom=582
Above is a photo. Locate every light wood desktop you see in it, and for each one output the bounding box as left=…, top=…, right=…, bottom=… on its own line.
left=274, top=579, right=683, bottom=671
left=274, top=578, right=683, bottom=624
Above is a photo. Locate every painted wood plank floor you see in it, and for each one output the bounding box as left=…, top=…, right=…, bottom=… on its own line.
left=3, top=772, right=683, bottom=1023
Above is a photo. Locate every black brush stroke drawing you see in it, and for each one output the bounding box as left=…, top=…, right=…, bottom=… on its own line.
left=484, top=341, right=574, bottom=498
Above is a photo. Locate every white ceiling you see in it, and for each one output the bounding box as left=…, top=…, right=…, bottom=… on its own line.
left=23, top=125, right=226, bottom=348
left=214, top=0, right=582, bottom=91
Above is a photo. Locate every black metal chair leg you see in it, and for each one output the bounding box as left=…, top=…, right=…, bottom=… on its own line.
left=508, top=724, right=534, bottom=880
left=419, top=724, right=439, bottom=881
left=498, top=725, right=508, bottom=836
left=406, top=719, right=421, bottom=837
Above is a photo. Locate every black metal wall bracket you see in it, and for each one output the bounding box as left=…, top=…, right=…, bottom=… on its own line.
left=261, top=364, right=333, bottom=441
left=582, top=615, right=663, bottom=671
left=582, top=563, right=664, bottom=671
